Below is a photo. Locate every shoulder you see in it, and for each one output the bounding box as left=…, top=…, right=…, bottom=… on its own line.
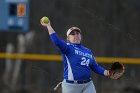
left=82, top=45, right=91, bottom=52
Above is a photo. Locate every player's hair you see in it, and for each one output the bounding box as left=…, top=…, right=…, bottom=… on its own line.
left=66, top=38, right=70, bottom=43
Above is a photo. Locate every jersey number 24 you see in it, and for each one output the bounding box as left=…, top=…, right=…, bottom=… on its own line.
left=81, top=57, right=90, bottom=66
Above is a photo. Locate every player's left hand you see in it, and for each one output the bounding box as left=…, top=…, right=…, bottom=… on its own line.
left=109, top=62, right=125, bottom=80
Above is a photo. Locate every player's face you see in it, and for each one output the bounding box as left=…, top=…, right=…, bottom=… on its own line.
left=68, top=30, right=81, bottom=44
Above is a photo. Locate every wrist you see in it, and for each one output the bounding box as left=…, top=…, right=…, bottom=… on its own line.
left=104, top=70, right=110, bottom=76
left=46, top=25, right=55, bottom=35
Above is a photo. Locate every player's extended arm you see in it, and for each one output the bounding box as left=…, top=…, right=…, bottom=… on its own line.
left=90, top=58, right=109, bottom=76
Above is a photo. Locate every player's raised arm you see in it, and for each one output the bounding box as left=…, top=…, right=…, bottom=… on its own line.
left=40, top=16, right=68, bottom=53
left=40, top=16, right=55, bottom=35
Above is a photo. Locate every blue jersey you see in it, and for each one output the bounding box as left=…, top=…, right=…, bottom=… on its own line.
left=50, top=33, right=105, bottom=80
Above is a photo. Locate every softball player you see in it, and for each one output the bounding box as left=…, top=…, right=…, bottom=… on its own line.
left=40, top=19, right=110, bottom=93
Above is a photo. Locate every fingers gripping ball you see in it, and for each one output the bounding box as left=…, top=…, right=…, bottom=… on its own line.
left=41, top=16, right=49, bottom=24
left=109, top=62, right=125, bottom=80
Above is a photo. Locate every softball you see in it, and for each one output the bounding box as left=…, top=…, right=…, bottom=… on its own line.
left=41, top=16, right=49, bottom=24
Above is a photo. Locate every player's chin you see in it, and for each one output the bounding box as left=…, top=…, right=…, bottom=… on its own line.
left=73, top=39, right=80, bottom=43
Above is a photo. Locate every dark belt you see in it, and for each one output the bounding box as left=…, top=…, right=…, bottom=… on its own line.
left=65, top=79, right=91, bottom=84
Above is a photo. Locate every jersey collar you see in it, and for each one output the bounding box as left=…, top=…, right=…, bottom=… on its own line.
left=70, top=42, right=82, bottom=47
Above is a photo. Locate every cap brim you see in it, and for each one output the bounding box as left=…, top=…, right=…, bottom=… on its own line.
left=67, top=27, right=81, bottom=36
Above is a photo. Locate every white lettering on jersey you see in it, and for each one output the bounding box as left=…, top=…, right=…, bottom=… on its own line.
left=75, top=50, right=92, bottom=59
